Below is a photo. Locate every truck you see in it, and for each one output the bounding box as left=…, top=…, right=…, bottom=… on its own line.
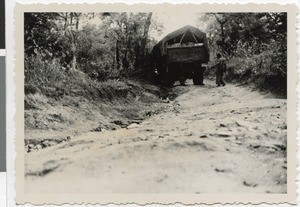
left=151, top=25, right=210, bottom=86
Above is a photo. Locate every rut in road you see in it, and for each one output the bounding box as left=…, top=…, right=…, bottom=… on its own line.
left=25, top=80, right=287, bottom=193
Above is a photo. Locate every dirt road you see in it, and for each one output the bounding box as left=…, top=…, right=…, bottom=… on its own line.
left=25, top=80, right=287, bottom=193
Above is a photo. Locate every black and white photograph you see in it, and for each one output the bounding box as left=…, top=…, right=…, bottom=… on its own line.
left=15, top=3, right=297, bottom=205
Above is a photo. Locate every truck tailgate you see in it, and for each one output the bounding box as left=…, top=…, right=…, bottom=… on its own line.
left=167, top=45, right=207, bottom=63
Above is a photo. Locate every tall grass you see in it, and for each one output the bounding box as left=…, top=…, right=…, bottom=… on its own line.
left=25, top=54, right=131, bottom=100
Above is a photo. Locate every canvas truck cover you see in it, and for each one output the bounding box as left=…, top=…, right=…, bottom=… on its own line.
left=152, top=25, right=210, bottom=59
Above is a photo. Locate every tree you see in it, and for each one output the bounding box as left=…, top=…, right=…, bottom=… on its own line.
left=136, top=12, right=153, bottom=70
left=24, top=12, right=162, bottom=82
left=99, top=12, right=155, bottom=75
left=213, top=13, right=228, bottom=53
left=198, top=12, right=287, bottom=94
left=24, top=13, right=60, bottom=57
left=58, top=12, right=81, bottom=71
left=199, top=12, right=286, bottom=57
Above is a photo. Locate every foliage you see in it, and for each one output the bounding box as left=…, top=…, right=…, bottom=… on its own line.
left=25, top=54, right=132, bottom=100
left=24, top=12, right=159, bottom=84
left=24, top=12, right=287, bottom=96
left=198, top=12, right=287, bottom=95
left=24, top=13, right=60, bottom=57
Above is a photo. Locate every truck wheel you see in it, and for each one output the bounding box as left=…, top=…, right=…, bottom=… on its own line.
left=179, top=77, right=186, bottom=86
left=164, top=78, right=175, bottom=87
left=193, top=73, right=201, bottom=85
left=193, top=78, right=200, bottom=85
left=193, top=69, right=204, bottom=85
left=167, top=80, right=175, bottom=87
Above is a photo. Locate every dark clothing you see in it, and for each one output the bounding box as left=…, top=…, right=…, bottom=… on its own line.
left=215, top=58, right=226, bottom=86
left=199, top=67, right=205, bottom=85
left=216, top=71, right=225, bottom=86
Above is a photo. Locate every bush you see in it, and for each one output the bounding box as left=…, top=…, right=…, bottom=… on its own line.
left=25, top=54, right=66, bottom=86
left=25, top=55, right=132, bottom=100
left=225, top=40, right=287, bottom=96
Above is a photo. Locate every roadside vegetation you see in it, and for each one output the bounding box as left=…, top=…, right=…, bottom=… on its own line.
left=25, top=12, right=287, bottom=100
left=24, top=12, right=169, bottom=143
left=25, top=12, right=162, bottom=97
left=199, top=13, right=287, bottom=96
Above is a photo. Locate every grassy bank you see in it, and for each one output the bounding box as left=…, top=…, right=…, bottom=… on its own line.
left=24, top=56, right=174, bottom=152
left=25, top=76, right=168, bottom=128
left=25, top=77, right=171, bottom=152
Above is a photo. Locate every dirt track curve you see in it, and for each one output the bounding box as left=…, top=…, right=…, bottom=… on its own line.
left=25, top=80, right=287, bottom=194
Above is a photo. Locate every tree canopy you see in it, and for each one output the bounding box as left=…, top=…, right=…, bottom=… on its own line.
left=25, top=12, right=159, bottom=83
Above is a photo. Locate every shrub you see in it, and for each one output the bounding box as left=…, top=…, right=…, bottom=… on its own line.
left=225, top=40, right=287, bottom=96
left=25, top=54, right=66, bottom=86
left=24, top=55, right=133, bottom=100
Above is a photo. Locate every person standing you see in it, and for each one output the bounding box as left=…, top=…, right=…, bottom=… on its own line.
left=215, top=53, right=226, bottom=87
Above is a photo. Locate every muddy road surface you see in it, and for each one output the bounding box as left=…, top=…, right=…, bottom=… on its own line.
left=25, top=80, right=287, bottom=193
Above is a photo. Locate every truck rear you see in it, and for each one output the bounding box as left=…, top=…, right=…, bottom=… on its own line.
left=151, top=25, right=210, bottom=86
